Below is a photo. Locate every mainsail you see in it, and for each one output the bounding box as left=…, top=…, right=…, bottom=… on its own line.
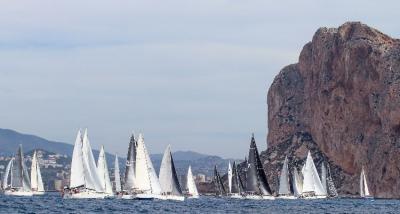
left=2, top=158, right=14, bottom=189
left=97, top=146, right=113, bottom=194
left=114, top=154, right=122, bottom=192
left=70, top=130, right=85, bottom=188
left=123, top=134, right=136, bottom=191
left=213, top=166, right=225, bottom=196
left=186, top=166, right=199, bottom=196
left=159, top=145, right=182, bottom=196
left=11, top=145, right=31, bottom=192
left=135, top=133, right=161, bottom=194
left=245, top=134, right=272, bottom=195
left=228, top=161, right=232, bottom=194
left=31, top=150, right=44, bottom=192
left=231, top=161, right=244, bottom=194
left=360, top=167, right=371, bottom=197
left=278, top=156, right=292, bottom=196
left=326, top=163, right=338, bottom=197
left=302, top=151, right=326, bottom=196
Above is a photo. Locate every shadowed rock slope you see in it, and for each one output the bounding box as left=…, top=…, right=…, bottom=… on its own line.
left=266, top=22, right=400, bottom=198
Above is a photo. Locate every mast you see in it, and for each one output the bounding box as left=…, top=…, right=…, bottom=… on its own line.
left=114, top=154, right=122, bottom=192
left=245, top=134, right=272, bottom=195
left=187, top=166, right=199, bottom=196
left=213, top=166, right=225, bottom=196
left=159, top=145, right=183, bottom=196
left=278, top=156, right=291, bottom=196
left=228, top=161, right=232, bottom=194
left=123, top=133, right=136, bottom=192
left=97, top=146, right=113, bottom=194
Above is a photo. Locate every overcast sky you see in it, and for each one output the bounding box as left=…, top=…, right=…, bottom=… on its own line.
left=0, top=1, right=398, bottom=158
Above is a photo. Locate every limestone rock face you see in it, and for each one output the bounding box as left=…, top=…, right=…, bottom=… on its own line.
left=266, top=22, right=400, bottom=198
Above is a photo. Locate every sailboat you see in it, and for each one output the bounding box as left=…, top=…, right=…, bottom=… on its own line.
left=326, top=163, right=338, bottom=197
left=63, top=129, right=106, bottom=199
left=97, top=146, right=114, bottom=197
left=213, top=166, right=226, bottom=196
left=301, top=151, right=327, bottom=199
left=121, top=134, right=137, bottom=199
left=244, top=134, right=274, bottom=200
left=2, top=145, right=33, bottom=196
left=186, top=166, right=199, bottom=198
left=360, top=167, right=373, bottom=199
left=134, top=133, right=162, bottom=200
left=114, top=154, right=122, bottom=196
left=158, top=145, right=185, bottom=201
left=31, top=150, right=45, bottom=195
left=277, top=156, right=296, bottom=199
left=229, top=161, right=245, bottom=198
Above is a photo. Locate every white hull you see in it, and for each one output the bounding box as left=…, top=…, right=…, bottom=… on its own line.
left=156, top=194, right=185, bottom=201
left=63, top=191, right=108, bottom=199
left=302, top=195, right=327, bottom=199
left=244, top=195, right=275, bottom=200
left=277, top=195, right=297, bottom=200
left=120, top=194, right=136, bottom=199
left=32, top=191, right=46, bottom=195
left=4, top=190, right=33, bottom=197
left=228, top=194, right=244, bottom=199
left=187, top=195, right=199, bottom=199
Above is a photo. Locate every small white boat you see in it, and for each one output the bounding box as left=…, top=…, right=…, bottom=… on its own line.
left=2, top=145, right=33, bottom=197
left=97, top=146, right=114, bottom=197
left=186, top=166, right=200, bottom=199
left=63, top=129, right=106, bottom=199
left=301, top=151, right=327, bottom=199
left=158, top=145, right=185, bottom=201
left=360, top=167, right=373, bottom=199
left=277, top=156, right=296, bottom=199
left=31, top=150, right=46, bottom=195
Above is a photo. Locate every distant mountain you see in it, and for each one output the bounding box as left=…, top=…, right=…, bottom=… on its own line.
left=0, top=128, right=73, bottom=156
left=0, top=128, right=240, bottom=177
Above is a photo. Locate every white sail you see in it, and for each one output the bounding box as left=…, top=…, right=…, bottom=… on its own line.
left=114, top=154, right=122, bottom=192
left=228, top=161, right=232, bottom=194
left=70, top=130, right=85, bottom=188
left=31, top=151, right=44, bottom=192
left=278, top=156, right=291, bottom=195
left=187, top=166, right=199, bottom=196
left=292, top=168, right=303, bottom=197
left=360, top=167, right=371, bottom=197
left=135, top=133, right=161, bottom=194
left=82, top=129, right=104, bottom=192
left=97, top=146, right=113, bottom=195
left=2, top=158, right=14, bottom=189
left=302, top=151, right=326, bottom=196
left=159, top=145, right=182, bottom=196
left=321, top=163, right=327, bottom=195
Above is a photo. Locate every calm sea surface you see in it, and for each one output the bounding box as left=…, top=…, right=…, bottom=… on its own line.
left=0, top=193, right=399, bottom=214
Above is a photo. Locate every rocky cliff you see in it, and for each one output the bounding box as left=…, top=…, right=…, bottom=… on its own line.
left=265, top=22, right=400, bottom=198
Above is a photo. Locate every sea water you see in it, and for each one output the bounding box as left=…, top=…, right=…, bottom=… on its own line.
left=0, top=193, right=399, bottom=213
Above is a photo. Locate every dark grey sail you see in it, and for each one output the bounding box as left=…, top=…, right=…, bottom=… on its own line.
left=170, top=151, right=183, bottom=195
left=245, top=134, right=272, bottom=195
left=123, top=134, right=136, bottom=191
left=213, top=166, right=226, bottom=196
left=231, top=161, right=244, bottom=194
